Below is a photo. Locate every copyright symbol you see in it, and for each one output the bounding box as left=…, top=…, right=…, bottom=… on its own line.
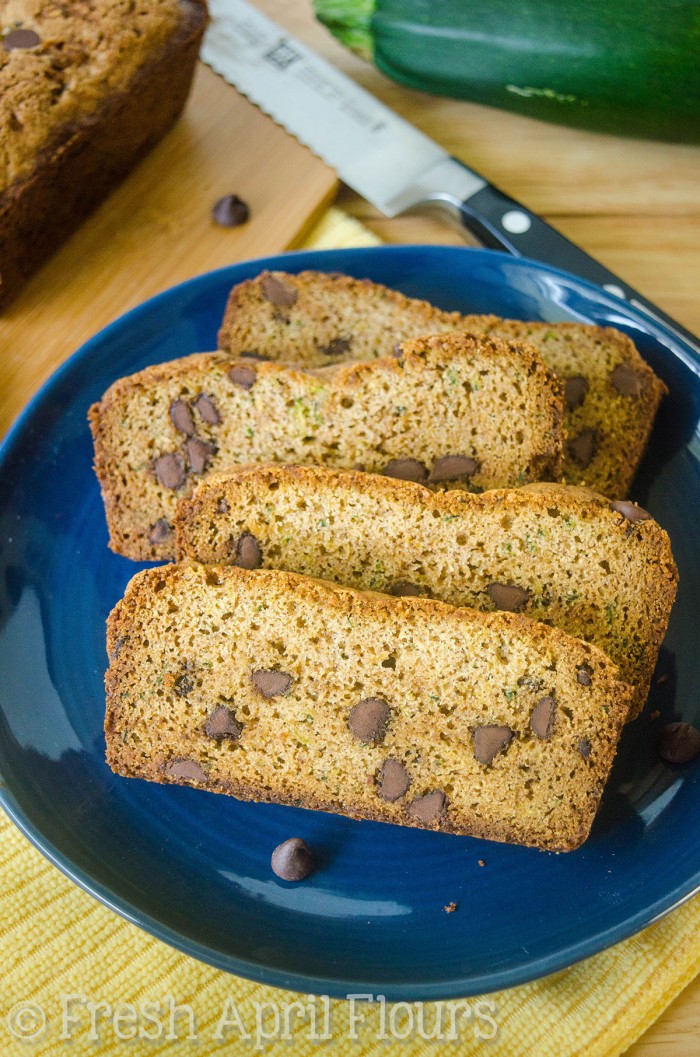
left=7, top=1002, right=46, bottom=1040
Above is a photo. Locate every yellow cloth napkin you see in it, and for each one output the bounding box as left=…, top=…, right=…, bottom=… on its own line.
left=1, top=207, right=698, bottom=1057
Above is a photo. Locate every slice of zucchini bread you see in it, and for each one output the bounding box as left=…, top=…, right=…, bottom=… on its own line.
left=89, top=333, right=563, bottom=560
left=105, top=563, right=633, bottom=852
left=218, top=270, right=666, bottom=496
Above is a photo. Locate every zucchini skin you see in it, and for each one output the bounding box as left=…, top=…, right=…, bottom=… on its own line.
left=315, top=0, right=700, bottom=141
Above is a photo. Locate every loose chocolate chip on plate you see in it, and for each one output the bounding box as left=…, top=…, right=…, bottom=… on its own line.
left=174, top=673, right=194, bottom=697
left=252, top=669, right=292, bottom=697
left=657, top=722, right=700, bottom=764
left=229, top=364, right=257, bottom=390
left=170, top=398, right=195, bottom=436
left=567, top=428, right=598, bottom=468
left=203, top=705, right=243, bottom=741
left=383, top=457, right=428, bottom=483
left=564, top=375, right=589, bottom=410
left=186, top=437, right=213, bottom=474
left=610, top=362, right=646, bottom=397
left=232, top=531, right=262, bottom=570
left=148, top=518, right=172, bottom=545
left=408, top=789, right=446, bottom=825
left=194, top=393, right=221, bottom=425
left=578, top=738, right=592, bottom=759
left=261, top=274, right=297, bottom=307
left=610, top=500, right=651, bottom=523
left=3, top=28, right=41, bottom=50
left=320, top=336, right=352, bottom=356
left=211, top=194, right=250, bottom=227
left=429, top=454, right=479, bottom=483
left=271, top=837, right=315, bottom=881
left=387, top=581, right=423, bottom=598
left=530, top=697, right=557, bottom=739
left=474, top=725, right=514, bottom=765
left=378, top=758, right=410, bottom=801
left=165, top=758, right=207, bottom=783
left=487, top=582, right=529, bottom=612
left=154, top=452, right=186, bottom=490
left=577, top=663, right=593, bottom=686
left=348, top=698, right=391, bottom=743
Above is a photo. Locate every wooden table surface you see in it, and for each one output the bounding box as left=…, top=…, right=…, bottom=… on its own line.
left=1, top=1, right=698, bottom=1052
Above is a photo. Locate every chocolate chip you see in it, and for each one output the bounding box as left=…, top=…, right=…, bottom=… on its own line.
left=320, top=337, right=352, bottom=356
left=194, top=393, right=221, bottom=425
left=170, top=399, right=195, bottom=436
left=407, top=790, right=446, bottom=824
left=148, top=518, right=172, bottom=545
left=212, top=194, right=250, bottom=227
left=517, top=674, right=545, bottom=691
left=186, top=437, right=213, bottom=474
left=530, top=697, right=556, bottom=739
left=165, top=759, right=206, bottom=783
left=261, top=274, right=297, bottom=307
left=610, top=500, right=651, bottom=523
left=216, top=497, right=230, bottom=514
left=392, top=342, right=404, bottom=358
left=474, top=725, right=514, bottom=765
left=229, top=364, right=257, bottom=390
left=232, top=531, right=262, bottom=570
left=378, top=758, right=410, bottom=801
left=271, top=838, right=315, bottom=881
left=578, top=737, right=592, bottom=759
left=240, top=351, right=270, bottom=361
left=3, top=28, right=41, bottom=50
left=155, top=453, right=186, bottom=490
left=657, top=722, right=700, bottom=764
left=429, top=454, right=479, bottom=483
left=383, top=458, right=428, bottom=483
left=610, top=362, right=646, bottom=397
left=203, top=705, right=243, bottom=741
left=564, top=375, right=589, bottom=410
left=111, top=635, right=127, bottom=660
left=174, top=673, right=194, bottom=697
left=487, top=582, right=529, bottom=612
left=577, top=663, right=593, bottom=686
left=252, top=669, right=292, bottom=697
left=387, top=581, right=423, bottom=597
left=567, top=429, right=598, bottom=468
left=348, top=698, right=390, bottom=743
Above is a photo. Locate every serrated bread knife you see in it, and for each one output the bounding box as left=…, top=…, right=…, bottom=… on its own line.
left=202, top=0, right=698, bottom=353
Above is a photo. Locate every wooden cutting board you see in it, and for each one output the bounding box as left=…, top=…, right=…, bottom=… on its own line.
left=0, top=63, right=337, bottom=436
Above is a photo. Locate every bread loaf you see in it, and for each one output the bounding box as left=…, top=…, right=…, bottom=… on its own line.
left=105, top=563, right=633, bottom=852
left=89, top=333, right=564, bottom=560
left=218, top=270, right=667, bottom=496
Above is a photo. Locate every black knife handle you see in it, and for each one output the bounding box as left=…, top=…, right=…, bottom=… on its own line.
left=456, top=180, right=699, bottom=351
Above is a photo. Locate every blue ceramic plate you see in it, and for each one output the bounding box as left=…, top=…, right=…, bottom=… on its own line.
left=0, top=246, right=699, bottom=1000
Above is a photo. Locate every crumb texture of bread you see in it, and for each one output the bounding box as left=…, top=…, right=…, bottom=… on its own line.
left=175, top=466, right=678, bottom=717
left=218, top=270, right=667, bottom=496
left=89, top=335, right=564, bottom=560
left=105, top=564, right=633, bottom=852
left=0, top=0, right=207, bottom=307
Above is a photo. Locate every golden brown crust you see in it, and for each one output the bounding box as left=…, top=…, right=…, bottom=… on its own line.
left=105, top=563, right=633, bottom=852
left=218, top=270, right=667, bottom=497
left=89, top=335, right=564, bottom=561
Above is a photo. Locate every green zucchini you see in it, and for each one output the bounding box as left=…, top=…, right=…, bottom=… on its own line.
left=314, top=0, right=700, bottom=141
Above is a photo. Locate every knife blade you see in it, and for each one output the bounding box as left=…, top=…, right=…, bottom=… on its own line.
left=201, top=0, right=699, bottom=352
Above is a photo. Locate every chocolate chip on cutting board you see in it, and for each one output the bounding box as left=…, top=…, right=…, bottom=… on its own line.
left=429, top=454, right=479, bottom=483
left=185, top=437, right=213, bottom=474
left=148, top=518, right=172, bottom=545
left=154, top=453, right=186, bottom=490
left=165, top=759, right=207, bottom=782
left=170, top=399, right=195, bottom=436
left=474, top=725, right=514, bottom=765
left=377, top=758, right=410, bottom=801
left=261, top=275, right=298, bottom=307
left=203, top=705, right=243, bottom=741
left=407, top=790, right=446, bottom=824
left=383, top=457, right=428, bottom=483
left=657, top=722, right=700, bottom=764
left=194, top=393, right=221, bottom=425
left=271, top=838, right=315, bottom=881
left=232, top=531, right=262, bottom=570
left=610, top=362, right=646, bottom=397
left=487, top=582, right=529, bottom=612
left=530, top=697, right=557, bottom=739
left=567, top=428, right=598, bottom=468
left=610, top=500, right=651, bottom=523
left=564, top=375, right=589, bottom=410
left=252, top=669, right=293, bottom=698
left=228, top=364, right=257, bottom=390
left=211, top=194, right=250, bottom=227
left=348, top=698, right=391, bottom=743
